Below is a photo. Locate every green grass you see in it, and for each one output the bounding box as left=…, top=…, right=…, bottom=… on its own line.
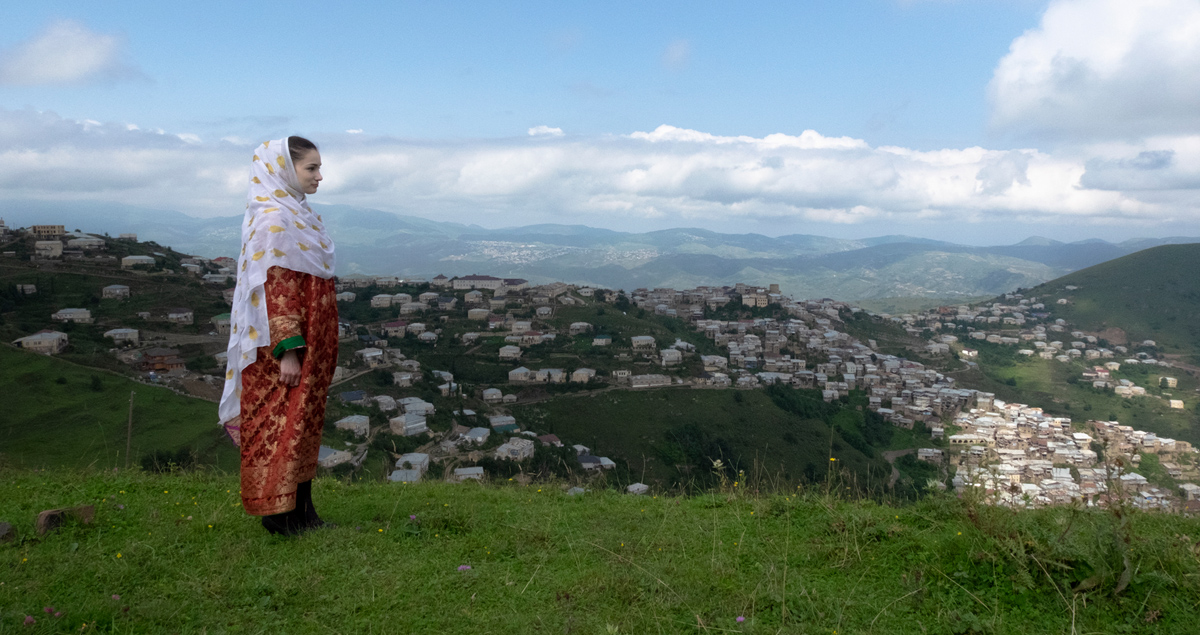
left=0, top=345, right=234, bottom=472
left=512, top=388, right=898, bottom=490
left=1034, top=243, right=1200, bottom=353
left=3, top=468, right=1200, bottom=634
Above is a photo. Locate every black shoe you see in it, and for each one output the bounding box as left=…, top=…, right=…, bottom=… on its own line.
left=261, top=510, right=305, bottom=536
left=296, top=480, right=335, bottom=530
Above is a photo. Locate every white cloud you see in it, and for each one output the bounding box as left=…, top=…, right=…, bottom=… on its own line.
left=346, top=129, right=364, bottom=134
left=662, top=39, right=691, bottom=71
left=989, top=0, right=1200, bottom=140
left=2, top=107, right=1196, bottom=232
left=0, top=20, right=143, bottom=86
left=528, top=125, right=564, bottom=137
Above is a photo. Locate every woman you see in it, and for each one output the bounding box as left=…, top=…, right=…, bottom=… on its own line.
left=218, top=136, right=339, bottom=535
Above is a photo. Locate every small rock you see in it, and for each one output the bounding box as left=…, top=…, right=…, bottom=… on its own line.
left=35, top=506, right=95, bottom=535
left=0, top=521, right=15, bottom=542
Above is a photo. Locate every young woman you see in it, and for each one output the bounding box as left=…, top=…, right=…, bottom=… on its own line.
left=218, top=136, right=339, bottom=535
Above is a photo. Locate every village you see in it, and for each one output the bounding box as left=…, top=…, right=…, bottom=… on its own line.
left=5, top=221, right=1200, bottom=507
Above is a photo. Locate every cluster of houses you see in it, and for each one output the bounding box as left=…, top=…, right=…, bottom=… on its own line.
left=939, top=398, right=1199, bottom=510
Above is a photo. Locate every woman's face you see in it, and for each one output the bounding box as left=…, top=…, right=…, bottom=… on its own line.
left=293, top=149, right=322, bottom=195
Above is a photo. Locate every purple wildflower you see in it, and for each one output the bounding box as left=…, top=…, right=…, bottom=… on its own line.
left=409, top=515, right=416, bottom=520
left=458, top=565, right=472, bottom=571
left=43, top=607, right=53, bottom=614
left=736, top=616, right=745, bottom=623
left=111, top=594, right=120, bottom=601
left=23, top=616, right=34, bottom=626
left=54, top=612, right=61, bottom=618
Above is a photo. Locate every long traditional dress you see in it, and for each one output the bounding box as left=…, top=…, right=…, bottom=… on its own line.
left=238, top=266, right=339, bottom=516
left=217, top=137, right=337, bottom=519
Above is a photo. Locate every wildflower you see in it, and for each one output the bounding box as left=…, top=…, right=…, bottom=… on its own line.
left=163, top=490, right=168, bottom=493
left=23, top=616, right=34, bottom=626
left=458, top=565, right=472, bottom=571
left=829, top=458, right=836, bottom=462
left=54, top=612, right=61, bottom=618
left=736, top=616, right=745, bottom=623
left=116, top=553, right=122, bottom=558
left=378, top=529, right=383, bottom=533
left=117, top=504, right=125, bottom=510
left=409, top=515, right=416, bottom=520
left=957, top=532, right=962, bottom=536
left=208, top=525, right=213, bottom=529
left=44, top=607, right=54, bottom=614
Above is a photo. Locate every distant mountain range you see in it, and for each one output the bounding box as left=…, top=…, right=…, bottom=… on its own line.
left=4, top=200, right=1196, bottom=302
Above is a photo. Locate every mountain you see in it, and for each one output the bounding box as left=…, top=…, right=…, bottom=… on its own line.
left=3, top=200, right=1196, bottom=302
left=1031, top=243, right=1200, bottom=353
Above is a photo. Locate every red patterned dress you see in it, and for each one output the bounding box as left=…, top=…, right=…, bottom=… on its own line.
left=239, top=266, right=339, bottom=516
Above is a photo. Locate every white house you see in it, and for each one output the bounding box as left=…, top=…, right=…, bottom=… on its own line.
left=631, top=335, right=656, bottom=350
left=51, top=308, right=93, bottom=324
left=334, top=415, right=371, bottom=437
left=102, top=284, right=131, bottom=300
left=389, top=413, right=428, bottom=437
left=104, top=328, right=139, bottom=345
left=317, top=446, right=353, bottom=468
left=495, top=437, right=536, bottom=461
left=499, top=345, right=522, bottom=361
left=571, top=368, right=596, bottom=383
left=13, top=330, right=69, bottom=354
left=482, top=388, right=503, bottom=403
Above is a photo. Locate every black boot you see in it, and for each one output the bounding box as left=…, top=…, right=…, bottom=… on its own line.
left=296, top=480, right=332, bottom=530
left=260, top=508, right=304, bottom=536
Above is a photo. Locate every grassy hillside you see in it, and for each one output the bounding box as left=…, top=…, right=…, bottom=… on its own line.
left=1034, top=243, right=1200, bottom=354
left=0, top=345, right=233, bottom=471
left=3, top=469, right=1199, bottom=633
left=511, top=387, right=907, bottom=492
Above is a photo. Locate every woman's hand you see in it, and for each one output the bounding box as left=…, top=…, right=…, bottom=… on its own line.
left=280, top=349, right=302, bottom=386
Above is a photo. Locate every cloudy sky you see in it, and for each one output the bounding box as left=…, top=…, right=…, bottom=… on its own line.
left=2, top=0, right=1199, bottom=244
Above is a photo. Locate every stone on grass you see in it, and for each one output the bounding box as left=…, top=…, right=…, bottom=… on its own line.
left=35, top=505, right=95, bottom=535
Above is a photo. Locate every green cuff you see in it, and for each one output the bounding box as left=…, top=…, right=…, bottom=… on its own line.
left=272, top=336, right=306, bottom=359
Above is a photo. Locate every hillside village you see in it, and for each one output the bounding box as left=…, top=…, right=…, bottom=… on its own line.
left=4, top=221, right=1200, bottom=508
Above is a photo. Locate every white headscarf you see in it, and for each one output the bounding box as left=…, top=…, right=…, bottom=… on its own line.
left=218, top=138, right=336, bottom=427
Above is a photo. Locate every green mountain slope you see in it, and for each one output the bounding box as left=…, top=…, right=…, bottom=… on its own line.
left=1034, top=243, right=1200, bottom=353
left=511, top=387, right=903, bottom=491
left=0, top=346, right=231, bottom=470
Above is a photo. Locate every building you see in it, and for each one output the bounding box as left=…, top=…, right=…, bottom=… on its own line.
left=142, top=347, right=186, bottom=372
left=389, top=413, right=429, bottom=437
left=205, top=313, right=230, bottom=335
left=495, top=437, right=536, bottom=461
left=30, top=225, right=65, bottom=239
left=118, top=233, right=138, bottom=241
left=67, top=237, right=106, bottom=250
left=317, top=446, right=353, bottom=468
left=103, top=328, right=140, bottom=345
left=452, top=466, right=485, bottom=482
left=121, top=255, right=156, bottom=269
left=51, top=308, right=93, bottom=324
left=34, top=241, right=63, bottom=259
left=12, top=330, right=69, bottom=354
left=631, top=335, right=657, bottom=350
left=499, top=345, right=522, bottom=361
left=102, top=284, right=131, bottom=300
left=631, top=374, right=672, bottom=389
left=166, top=308, right=194, bottom=325
left=571, top=368, right=596, bottom=383
left=452, top=274, right=503, bottom=290
left=334, top=415, right=370, bottom=437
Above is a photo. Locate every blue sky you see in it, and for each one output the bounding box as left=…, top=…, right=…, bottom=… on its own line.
left=2, top=0, right=1199, bottom=244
